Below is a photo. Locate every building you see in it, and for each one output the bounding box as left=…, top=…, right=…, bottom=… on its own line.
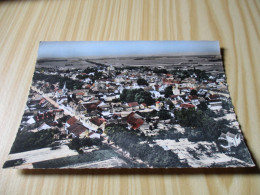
left=126, top=112, right=144, bottom=130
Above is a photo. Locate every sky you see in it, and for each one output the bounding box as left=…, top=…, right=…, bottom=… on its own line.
left=37, top=41, right=220, bottom=59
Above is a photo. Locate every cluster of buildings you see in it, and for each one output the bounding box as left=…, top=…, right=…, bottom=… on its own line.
left=21, top=64, right=234, bottom=142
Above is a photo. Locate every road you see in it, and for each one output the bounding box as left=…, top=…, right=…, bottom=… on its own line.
left=31, top=85, right=148, bottom=167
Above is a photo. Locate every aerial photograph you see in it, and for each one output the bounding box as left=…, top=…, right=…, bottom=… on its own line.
left=3, top=41, right=254, bottom=169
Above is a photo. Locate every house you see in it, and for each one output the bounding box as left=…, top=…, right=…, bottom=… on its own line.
left=97, top=102, right=110, bottom=111
left=67, top=123, right=89, bottom=138
left=172, top=84, right=181, bottom=95
left=181, top=78, right=196, bottom=88
left=150, top=90, right=162, bottom=98
left=103, top=94, right=119, bottom=102
left=26, top=116, right=36, bottom=124
left=85, top=117, right=106, bottom=131
left=75, top=103, right=88, bottom=115
left=88, top=132, right=101, bottom=139
left=36, top=111, right=55, bottom=122
left=126, top=112, right=144, bottom=130
left=156, top=101, right=164, bottom=110
left=126, top=102, right=139, bottom=111
left=208, top=101, right=222, bottom=110
left=39, top=98, right=46, bottom=105
left=30, top=94, right=43, bottom=104
left=66, top=116, right=77, bottom=128
left=41, top=101, right=52, bottom=108
left=140, top=103, right=147, bottom=110
left=38, top=123, right=51, bottom=131
left=76, top=92, right=85, bottom=99
left=180, top=103, right=195, bottom=109
left=53, top=109, right=64, bottom=119
left=82, top=100, right=101, bottom=113
left=219, top=132, right=241, bottom=149
left=139, top=121, right=150, bottom=132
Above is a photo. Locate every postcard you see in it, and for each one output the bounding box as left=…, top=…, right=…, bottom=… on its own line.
left=3, top=41, right=254, bottom=169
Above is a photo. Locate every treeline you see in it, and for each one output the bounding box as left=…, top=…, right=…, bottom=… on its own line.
left=77, top=67, right=103, bottom=82
left=10, top=129, right=59, bottom=154
left=33, top=73, right=83, bottom=90
left=170, top=68, right=209, bottom=81
left=174, top=108, right=237, bottom=142
left=68, top=137, right=102, bottom=153
left=120, top=89, right=155, bottom=106
left=105, top=124, right=189, bottom=167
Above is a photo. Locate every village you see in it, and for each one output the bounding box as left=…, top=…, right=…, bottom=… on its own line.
left=4, top=56, right=254, bottom=168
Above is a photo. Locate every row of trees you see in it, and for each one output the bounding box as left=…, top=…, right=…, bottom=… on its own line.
left=33, top=72, right=83, bottom=90
left=170, top=68, right=210, bottom=81
left=68, top=137, right=102, bottom=153
left=105, top=124, right=188, bottom=167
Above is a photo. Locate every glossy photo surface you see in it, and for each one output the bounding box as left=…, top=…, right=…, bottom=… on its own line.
left=3, top=41, right=254, bottom=169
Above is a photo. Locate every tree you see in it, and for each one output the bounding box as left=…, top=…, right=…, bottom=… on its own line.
left=120, top=89, right=154, bottom=105
left=137, top=78, right=148, bottom=86
left=197, top=102, right=208, bottom=111
left=158, top=110, right=171, bottom=120
left=174, top=108, right=204, bottom=127
left=169, top=104, right=175, bottom=110
left=134, top=91, right=155, bottom=105
left=69, top=137, right=81, bottom=151
left=190, top=89, right=197, bottom=96
left=10, top=129, right=60, bottom=154
left=81, top=137, right=93, bottom=147
left=222, top=100, right=232, bottom=111
left=164, top=86, right=173, bottom=98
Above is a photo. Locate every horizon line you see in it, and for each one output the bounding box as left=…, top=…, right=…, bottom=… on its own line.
left=37, top=41, right=220, bottom=60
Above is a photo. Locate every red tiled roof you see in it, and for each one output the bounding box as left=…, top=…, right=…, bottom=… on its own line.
left=189, top=95, right=198, bottom=100
left=126, top=112, right=144, bottom=130
left=132, top=119, right=144, bottom=130
left=67, top=116, right=77, bottom=125
left=180, top=103, right=195, bottom=108
left=90, top=117, right=105, bottom=126
left=39, top=98, right=46, bottom=105
left=127, top=102, right=139, bottom=107
left=68, top=124, right=87, bottom=137
left=82, top=100, right=101, bottom=110
left=76, top=92, right=85, bottom=96
left=85, top=84, right=92, bottom=89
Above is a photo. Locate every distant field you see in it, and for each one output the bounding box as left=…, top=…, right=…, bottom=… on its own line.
left=36, top=55, right=224, bottom=73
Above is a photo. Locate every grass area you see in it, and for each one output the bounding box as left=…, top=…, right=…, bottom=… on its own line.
left=32, top=148, right=133, bottom=168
